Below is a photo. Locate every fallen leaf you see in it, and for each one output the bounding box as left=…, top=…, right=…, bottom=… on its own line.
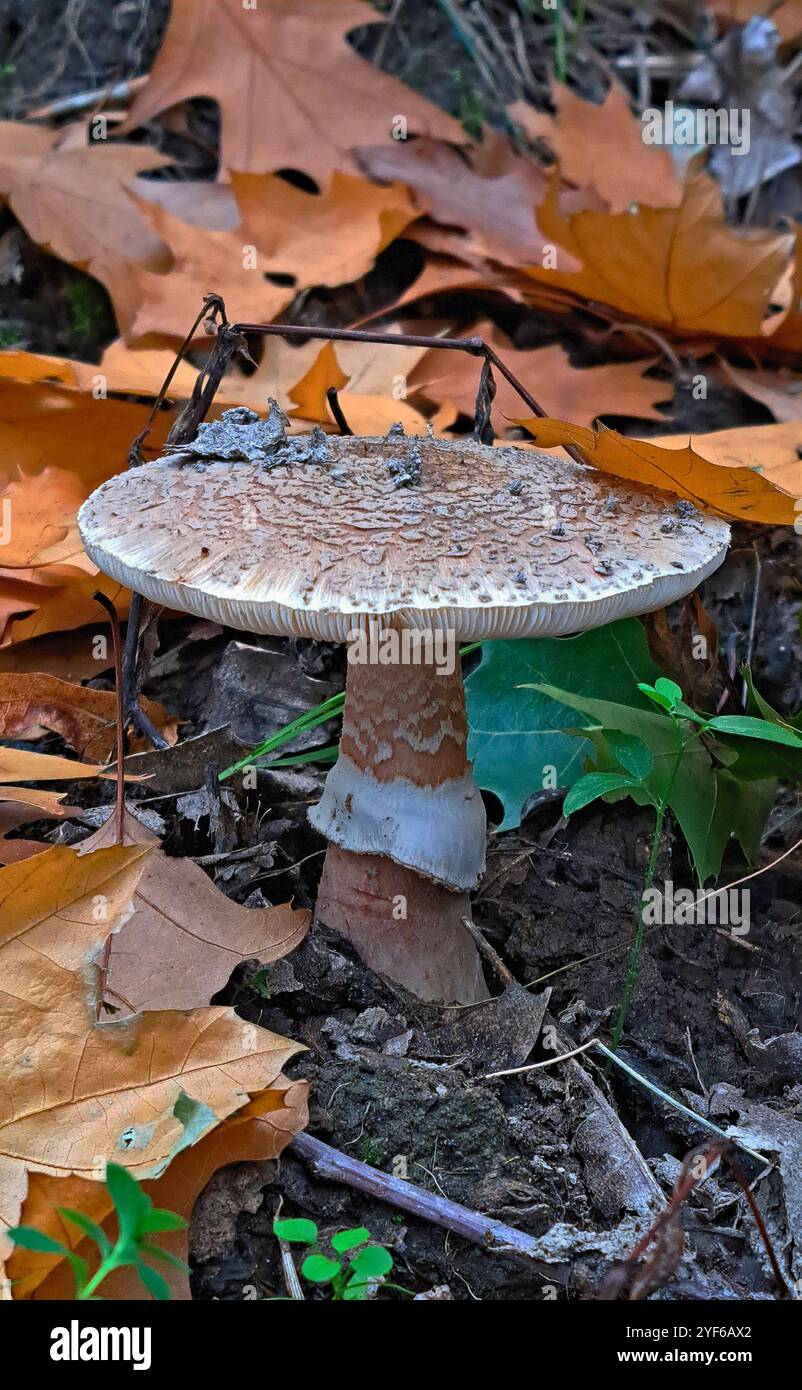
left=0, top=747, right=111, bottom=782
left=516, top=418, right=799, bottom=523
left=118, top=0, right=462, bottom=180
left=76, top=810, right=310, bottom=1014
left=720, top=360, right=802, bottom=423
left=0, top=673, right=178, bottom=761
left=232, top=169, right=417, bottom=288
left=288, top=340, right=445, bottom=434
left=524, top=167, right=795, bottom=340
left=0, top=839, right=304, bottom=1278
left=129, top=198, right=295, bottom=342
left=10, top=1083, right=308, bottom=1300
left=0, top=122, right=171, bottom=333
left=0, top=785, right=81, bottom=817
left=0, top=625, right=114, bottom=682
left=409, top=322, right=671, bottom=429
left=648, top=420, right=802, bottom=497
left=0, top=839, right=47, bottom=865
left=0, top=379, right=171, bottom=643
left=511, top=81, right=683, bottom=213
left=357, top=134, right=580, bottom=268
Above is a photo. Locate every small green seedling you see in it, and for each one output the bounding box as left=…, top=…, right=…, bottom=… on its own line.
left=274, top=1218, right=394, bottom=1300
left=8, top=1163, right=188, bottom=1300
left=524, top=674, right=802, bottom=1053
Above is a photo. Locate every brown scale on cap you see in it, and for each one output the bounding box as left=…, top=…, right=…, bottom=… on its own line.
left=78, top=414, right=730, bottom=1004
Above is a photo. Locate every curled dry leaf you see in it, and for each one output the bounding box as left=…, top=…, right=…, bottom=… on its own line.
left=77, top=810, right=310, bottom=1014
left=409, top=321, right=671, bottom=430
left=516, top=418, right=799, bottom=523
left=0, top=839, right=305, bottom=1287
left=523, top=168, right=795, bottom=340
left=117, top=0, right=462, bottom=180
left=511, top=81, right=683, bottom=214
left=0, top=673, right=178, bottom=762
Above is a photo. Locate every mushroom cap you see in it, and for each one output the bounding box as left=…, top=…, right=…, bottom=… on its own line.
left=78, top=423, right=729, bottom=641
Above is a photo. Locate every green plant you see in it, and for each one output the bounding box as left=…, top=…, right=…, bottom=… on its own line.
left=274, top=1218, right=395, bottom=1300
left=8, top=1164, right=188, bottom=1300
left=525, top=674, right=802, bottom=1049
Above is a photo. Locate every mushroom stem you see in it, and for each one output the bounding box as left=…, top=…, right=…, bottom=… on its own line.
left=316, top=845, right=487, bottom=1003
left=310, top=635, right=489, bottom=1003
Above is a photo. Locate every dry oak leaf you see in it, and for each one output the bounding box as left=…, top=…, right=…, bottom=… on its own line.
left=409, top=322, right=671, bottom=430
left=118, top=0, right=462, bottom=180
left=0, top=839, right=305, bottom=1274
left=0, top=123, right=171, bottom=334
left=129, top=197, right=295, bottom=342
left=356, top=134, right=580, bottom=269
left=524, top=167, right=795, bottom=340
left=719, top=360, right=802, bottom=423
left=0, top=787, right=82, bottom=860
left=510, top=81, right=683, bottom=214
left=0, top=748, right=111, bottom=783
left=0, top=572, right=131, bottom=650
left=288, top=340, right=446, bottom=435
left=648, top=420, right=802, bottom=499
left=0, top=625, right=116, bottom=683
left=0, top=673, right=179, bottom=762
left=0, top=785, right=80, bottom=818
left=77, top=810, right=310, bottom=1014
left=232, top=169, right=418, bottom=288
left=10, top=1083, right=308, bottom=1300
left=0, top=343, right=201, bottom=402
left=516, top=419, right=798, bottom=524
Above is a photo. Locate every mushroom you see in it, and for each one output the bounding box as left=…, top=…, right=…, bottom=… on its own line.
left=78, top=410, right=729, bottom=1004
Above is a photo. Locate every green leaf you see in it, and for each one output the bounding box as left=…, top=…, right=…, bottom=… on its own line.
left=137, top=1209, right=188, bottom=1235
left=274, top=1218, right=318, bottom=1245
left=8, top=1226, right=71, bottom=1257
left=330, top=1226, right=371, bottom=1255
left=349, top=1245, right=393, bottom=1279
left=465, top=620, right=662, bottom=829
left=136, top=1260, right=172, bottom=1301
left=10, top=1227, right=90, bottom=1294
left=139, top=1242, right=191, bottom=1274
left=105, top=1163, right=149, bottom=1243
left=530, top=683, right=773, bottom=882
left=563, top=772, right=640, bottom=817
left=708, top=715, right=802, bottom=748
left=301, top=1253, right=341, bottom=1284
left=655, top=678, right=683, bottom=707
left=57, top=1208, right=112, bottom=1259
left=604, top=730, right=653, bottom=781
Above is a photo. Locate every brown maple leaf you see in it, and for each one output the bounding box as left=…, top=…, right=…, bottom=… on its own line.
left=118, top=0, right=462, bottom=179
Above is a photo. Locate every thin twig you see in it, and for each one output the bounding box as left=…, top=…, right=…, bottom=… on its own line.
left=290, top=1132, right=569, bottom=1279
left=483, top=1038, right=770, bottom=1165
